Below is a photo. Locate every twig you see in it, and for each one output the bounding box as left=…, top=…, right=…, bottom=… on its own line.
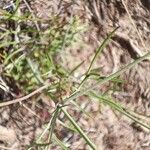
left=22, top=0, right=40, bottom=32
left=21, top=103, right=41, bottom=119
left=0, top=83, right=50, bottom=107
left=121, top=0, right=148, bottom=52
left=64, top=51, right=150, bottom=103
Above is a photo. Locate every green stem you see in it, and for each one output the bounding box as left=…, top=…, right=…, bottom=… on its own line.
left=64, top=51, right=150, bottom=103
left=61, top=108, right=96, bottom=150
left=78, top=27, right=119, bottom=89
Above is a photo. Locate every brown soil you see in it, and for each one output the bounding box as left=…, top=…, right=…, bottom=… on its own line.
left=0, top=0, right=150, bottom=150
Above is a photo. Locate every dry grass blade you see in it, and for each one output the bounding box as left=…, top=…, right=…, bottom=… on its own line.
left=121, top=0, right=148, bottom=52
left=0, top=83, right=50, bottom=107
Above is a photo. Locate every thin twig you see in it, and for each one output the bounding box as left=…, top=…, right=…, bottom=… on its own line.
left=0, top=83, right=50, bottom=107
left=22, top=0, right=40, bottom=32
left=21, top=103, right=41, bottom=119
left=64, top=51, right=150, bottom=103
left=121, top=0, right=148, bottom=52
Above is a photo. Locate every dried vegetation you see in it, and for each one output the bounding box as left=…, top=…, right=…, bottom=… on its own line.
left=0, top=0, right=150, bottom=150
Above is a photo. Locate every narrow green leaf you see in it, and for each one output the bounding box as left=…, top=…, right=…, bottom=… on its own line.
left=62, top=108, right=96, bottom=150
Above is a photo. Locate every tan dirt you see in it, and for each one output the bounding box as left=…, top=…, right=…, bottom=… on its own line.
left=0, top=0, right=150, bottom=149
